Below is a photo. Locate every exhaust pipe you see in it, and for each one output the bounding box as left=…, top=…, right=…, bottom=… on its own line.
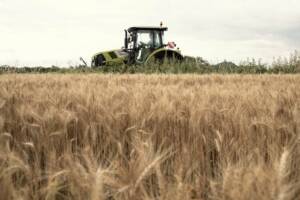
left=124, top=29, right=128, bottom=50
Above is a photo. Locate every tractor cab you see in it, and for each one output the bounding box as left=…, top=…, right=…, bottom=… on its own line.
left=124, top=26, right=168, bottom=64
left=91, top=25, right=183, bottom=67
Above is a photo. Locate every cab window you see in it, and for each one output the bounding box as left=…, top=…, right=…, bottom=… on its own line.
left=153, top=31, right=162, bottom=48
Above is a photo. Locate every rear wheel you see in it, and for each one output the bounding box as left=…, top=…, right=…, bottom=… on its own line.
left=146, top=50, right=183, bottom=65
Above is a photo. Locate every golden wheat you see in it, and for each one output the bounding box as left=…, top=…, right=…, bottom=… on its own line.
left=0, top=74, right=299, bottom=200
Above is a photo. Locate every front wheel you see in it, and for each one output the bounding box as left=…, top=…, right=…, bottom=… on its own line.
left=92, top=54, right=106, bottom=68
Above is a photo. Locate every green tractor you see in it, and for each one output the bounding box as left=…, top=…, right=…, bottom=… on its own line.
left=91, top=26, right=184, bottom=67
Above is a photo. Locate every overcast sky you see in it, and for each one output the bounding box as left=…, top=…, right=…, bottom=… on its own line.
left=0, top=0, right=300, bottom=66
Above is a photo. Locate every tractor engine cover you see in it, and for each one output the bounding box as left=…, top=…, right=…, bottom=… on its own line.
left=91, top=50, right=128, bottom=67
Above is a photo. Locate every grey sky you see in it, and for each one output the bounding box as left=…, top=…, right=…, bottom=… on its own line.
left=0, top=0, right=299, bottom=66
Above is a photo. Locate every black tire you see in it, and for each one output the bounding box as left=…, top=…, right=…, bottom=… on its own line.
left=152, top=50, right=183, bottom=64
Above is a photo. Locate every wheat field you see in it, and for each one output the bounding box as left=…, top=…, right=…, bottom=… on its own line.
left=0, top=74, right=299, bottom=200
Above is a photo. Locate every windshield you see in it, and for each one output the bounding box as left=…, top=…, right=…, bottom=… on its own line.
left=135, top=30, right=162, bottom=48
left=136, top=31, right=152, bottom=48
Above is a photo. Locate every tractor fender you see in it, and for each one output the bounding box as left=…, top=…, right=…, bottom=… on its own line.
left=145, top=48, right=184, bottom=64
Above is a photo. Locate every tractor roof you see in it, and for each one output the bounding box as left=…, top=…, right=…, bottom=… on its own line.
left=128, top=26, right=168, bottom=33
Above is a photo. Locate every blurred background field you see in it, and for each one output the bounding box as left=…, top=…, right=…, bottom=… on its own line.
left=1, top=51, right=300, bottom=74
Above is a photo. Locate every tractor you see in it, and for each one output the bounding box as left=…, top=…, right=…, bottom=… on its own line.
left=91, top=25, right=184, bottom=67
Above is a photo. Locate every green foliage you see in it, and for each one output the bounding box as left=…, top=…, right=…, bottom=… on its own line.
left=1, top=51, right=300, bottom=74
left=269, top=51, right=300, bottom=73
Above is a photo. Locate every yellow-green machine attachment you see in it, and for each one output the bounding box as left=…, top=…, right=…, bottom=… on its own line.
left=91, top=26, right=183, bottom=67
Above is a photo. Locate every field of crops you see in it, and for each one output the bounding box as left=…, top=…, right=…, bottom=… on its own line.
left=0, top=74, right=299, bottom=200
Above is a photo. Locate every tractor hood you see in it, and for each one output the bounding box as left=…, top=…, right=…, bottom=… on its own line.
left=91, top=49, right=128, bottom=67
